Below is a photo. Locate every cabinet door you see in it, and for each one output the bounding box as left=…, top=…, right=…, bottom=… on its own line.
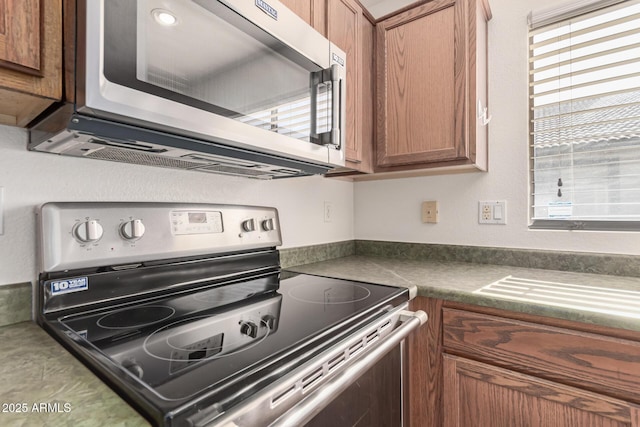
left=377, top=0, right=462, bottom=166
left=0, top=0, right=41, bottom=74
left=442, top=308, right=640, bottom=403
left=355, top=15, right=374, bottom=173
left=326, top=0, right=361, bottom=164
left=444, top=355, right=640, bottom=427
left=0, top=0, right=61, bottom=126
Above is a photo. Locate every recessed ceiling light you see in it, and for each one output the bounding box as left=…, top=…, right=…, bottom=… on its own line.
left=152, top=9, right=178, bottom=26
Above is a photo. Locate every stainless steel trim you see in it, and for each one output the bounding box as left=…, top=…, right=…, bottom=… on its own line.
left=194, top=305, right=428, bottom=427
left=270, top=310, right=426, bottom=427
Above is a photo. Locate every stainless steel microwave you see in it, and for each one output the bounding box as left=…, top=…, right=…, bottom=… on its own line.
left=29, top=0, right=347, bottom=179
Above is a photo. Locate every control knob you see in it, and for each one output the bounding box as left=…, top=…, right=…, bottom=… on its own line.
left=241, top=219, right=256, bottom=232
left=261, top=218, right=275, bottom=232
left=122, top=359, right=144, bottom=379
left=239, top=321, right=258, bottom=338
left=262, top=314, right=277, bottom=330
left=73, top=220, right=104, bottom=243
left=120, top=219, right=146, bottom=241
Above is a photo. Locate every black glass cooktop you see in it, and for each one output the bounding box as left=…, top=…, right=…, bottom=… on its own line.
left=53, top=272, right=407, bottom=411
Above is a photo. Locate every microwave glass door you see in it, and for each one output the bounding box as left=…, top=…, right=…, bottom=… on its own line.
left=102, top=0, right=332, bottom=144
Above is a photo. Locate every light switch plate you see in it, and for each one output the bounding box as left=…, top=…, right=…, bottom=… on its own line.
left=324, top=201, right=333, bottom=223
left=479, top=200, right=506, bottom=225
left=422, top=201, right=439, bottom=223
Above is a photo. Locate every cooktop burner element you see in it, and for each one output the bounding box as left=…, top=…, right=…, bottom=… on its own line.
left=97, top=306, right=176, bottom=329
left=288, top=282, right=372, bottom=304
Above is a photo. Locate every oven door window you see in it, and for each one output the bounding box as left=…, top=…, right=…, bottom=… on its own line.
left=103, top=0, right=332, bottom=143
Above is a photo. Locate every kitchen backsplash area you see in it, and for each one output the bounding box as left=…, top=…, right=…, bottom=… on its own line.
left=354, top=241, right=640, bottom=278
left=5, top=238, right=640, bottom=327
left=0, top=283, right=30, bottom=327
left=0, top=124, right=354, bottom=287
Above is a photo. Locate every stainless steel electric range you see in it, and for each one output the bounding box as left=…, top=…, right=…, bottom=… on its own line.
left=36, top=202, right=427, bottom=426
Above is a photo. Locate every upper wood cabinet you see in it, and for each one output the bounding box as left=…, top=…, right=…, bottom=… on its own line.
left=278, top=0, right=327, bottom=35
left=327, top=0, right=361, bottom=165
left=326, top=0, right=375, bottom=172
left=356, top=15, right=375, bottom=173
left=375, top=0, right=491, bottom=174
left=0, top=0, right=62, bottom=127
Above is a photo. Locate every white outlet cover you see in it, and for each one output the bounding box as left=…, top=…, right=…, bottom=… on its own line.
left=478, top=200, right=506, bottom=225
left=324, top=201, right=333, bottom=223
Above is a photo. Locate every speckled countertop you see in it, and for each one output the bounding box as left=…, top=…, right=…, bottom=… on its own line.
left=0, top=321, right=149, bottom=427
left=285, top=255, right=640, bottom=333
left=3, top=249, right=640, bottom=426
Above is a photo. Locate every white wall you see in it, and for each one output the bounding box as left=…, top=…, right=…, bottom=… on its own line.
left=0, top=125, right=354, bottom=286
left=354, top=0, right=640, bottom=256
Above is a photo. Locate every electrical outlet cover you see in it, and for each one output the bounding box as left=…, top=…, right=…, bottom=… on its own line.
left=478, top=201, right=506, bottom=225
left=422, top=201, right=439, bottom=223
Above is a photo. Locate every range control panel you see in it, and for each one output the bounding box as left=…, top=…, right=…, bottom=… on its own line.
left=38, top=202, right=281, bottom=272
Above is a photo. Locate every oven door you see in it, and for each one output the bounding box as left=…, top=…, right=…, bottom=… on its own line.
left=189, top=304, right=427, bottom=427
left=80, top=0, right=346, bottom=167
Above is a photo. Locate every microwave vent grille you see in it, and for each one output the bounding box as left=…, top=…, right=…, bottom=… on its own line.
left=85, top=147, right=200, bottom=169
left=197, top=165, right=272, bottom=178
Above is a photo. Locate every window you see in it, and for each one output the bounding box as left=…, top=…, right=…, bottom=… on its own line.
left=529, top=0, right=640, bottom=231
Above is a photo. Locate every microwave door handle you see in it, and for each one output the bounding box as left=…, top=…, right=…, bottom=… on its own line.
left=311, top=64, right=342, bottom=148
left=328, top=64, right=341, bottom=148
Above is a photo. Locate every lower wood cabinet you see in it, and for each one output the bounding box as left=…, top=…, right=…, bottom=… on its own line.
left=443, top=355, right=640, bottom=427
left=409, top=297, right=640, bottom=427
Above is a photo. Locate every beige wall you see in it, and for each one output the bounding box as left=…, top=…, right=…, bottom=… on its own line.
left=354, top=0, right=640, bottom=256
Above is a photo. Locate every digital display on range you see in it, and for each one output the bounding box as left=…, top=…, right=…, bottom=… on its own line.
left=188, top=212, right=207, bottom=224
left=171, top=211, right=223, bottom=235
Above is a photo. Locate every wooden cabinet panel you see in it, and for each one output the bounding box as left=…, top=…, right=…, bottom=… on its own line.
left=378, top=1, right=457, bottom=165
left=444, top=355, right=640, bottom=427
left=442, top=308, right=640, bottom=404
left=0, top=0, right=41, bottom=74
left=408, top=297, right=443, bottom=427
left=327, top=0, right=361, bottom=164
left=355, top=15, right=374, bottom=173
left=0, top=0, right=62, bottom=126
left=374, top=0, right=491, bottom=174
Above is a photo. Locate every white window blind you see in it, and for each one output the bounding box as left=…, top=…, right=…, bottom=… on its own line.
left=237, top=86, right=331, bottom=143
left=529, top=0, right=640, bottom=230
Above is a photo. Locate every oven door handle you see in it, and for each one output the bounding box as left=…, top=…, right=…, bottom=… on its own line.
left=269, top=309, right=427, bottom=427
